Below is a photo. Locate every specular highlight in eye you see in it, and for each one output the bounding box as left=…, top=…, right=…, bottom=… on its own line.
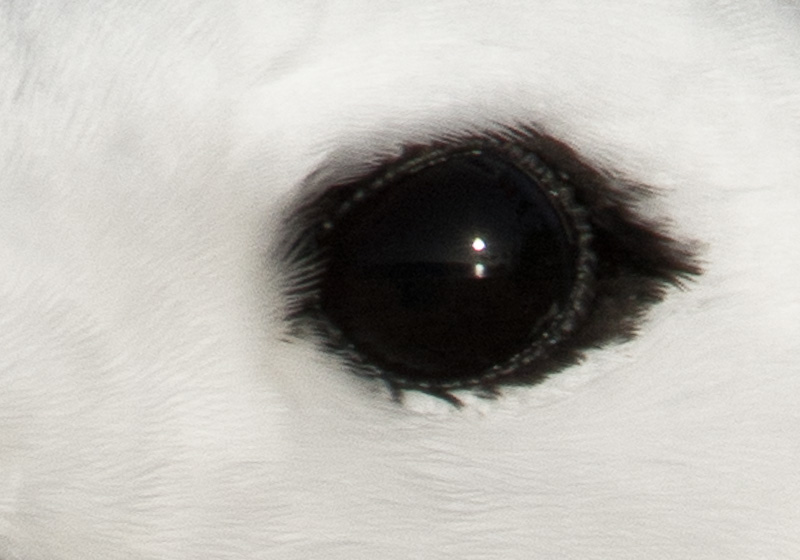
left=319, top=150, right=592, bottom=385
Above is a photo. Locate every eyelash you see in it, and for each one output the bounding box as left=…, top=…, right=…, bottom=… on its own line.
left=275, top=127, right=702, bottom=406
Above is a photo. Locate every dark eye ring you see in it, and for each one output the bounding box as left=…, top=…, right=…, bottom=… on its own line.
left=277, top=130, right=701, bottom=405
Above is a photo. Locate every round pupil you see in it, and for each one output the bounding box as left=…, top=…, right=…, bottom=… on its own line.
left=320, top=151, right=577, bottom=384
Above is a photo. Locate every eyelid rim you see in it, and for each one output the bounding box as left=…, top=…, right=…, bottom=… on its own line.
left=311, top=139, right=598, bottom=392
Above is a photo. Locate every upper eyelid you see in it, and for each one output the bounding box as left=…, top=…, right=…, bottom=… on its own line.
left=291, top=125, right=696, bottom=258
left=300, top=126, right=604, bottom=197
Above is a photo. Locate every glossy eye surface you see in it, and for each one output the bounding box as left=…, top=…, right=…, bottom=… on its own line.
left=281, top=133, right=700, bottom=402
left=319, top=147, right=593, bottom=386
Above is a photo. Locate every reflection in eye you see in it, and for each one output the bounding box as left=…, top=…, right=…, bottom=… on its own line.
left=279, top=130, right=701, bottom=405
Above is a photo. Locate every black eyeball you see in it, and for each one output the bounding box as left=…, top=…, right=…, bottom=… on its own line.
left=280, top=134, right=699, bottom=402
left=303, top=142, right=595, bottom=389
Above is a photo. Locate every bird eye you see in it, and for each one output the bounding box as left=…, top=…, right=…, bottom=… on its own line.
left=278, top=131, right=700, bottom=405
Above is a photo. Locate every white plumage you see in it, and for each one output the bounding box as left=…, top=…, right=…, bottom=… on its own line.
left=1, top=1, right=799, bottom=558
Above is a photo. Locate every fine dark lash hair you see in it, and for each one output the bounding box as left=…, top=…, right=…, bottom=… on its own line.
left=274, top=127, right=703, bottom=407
